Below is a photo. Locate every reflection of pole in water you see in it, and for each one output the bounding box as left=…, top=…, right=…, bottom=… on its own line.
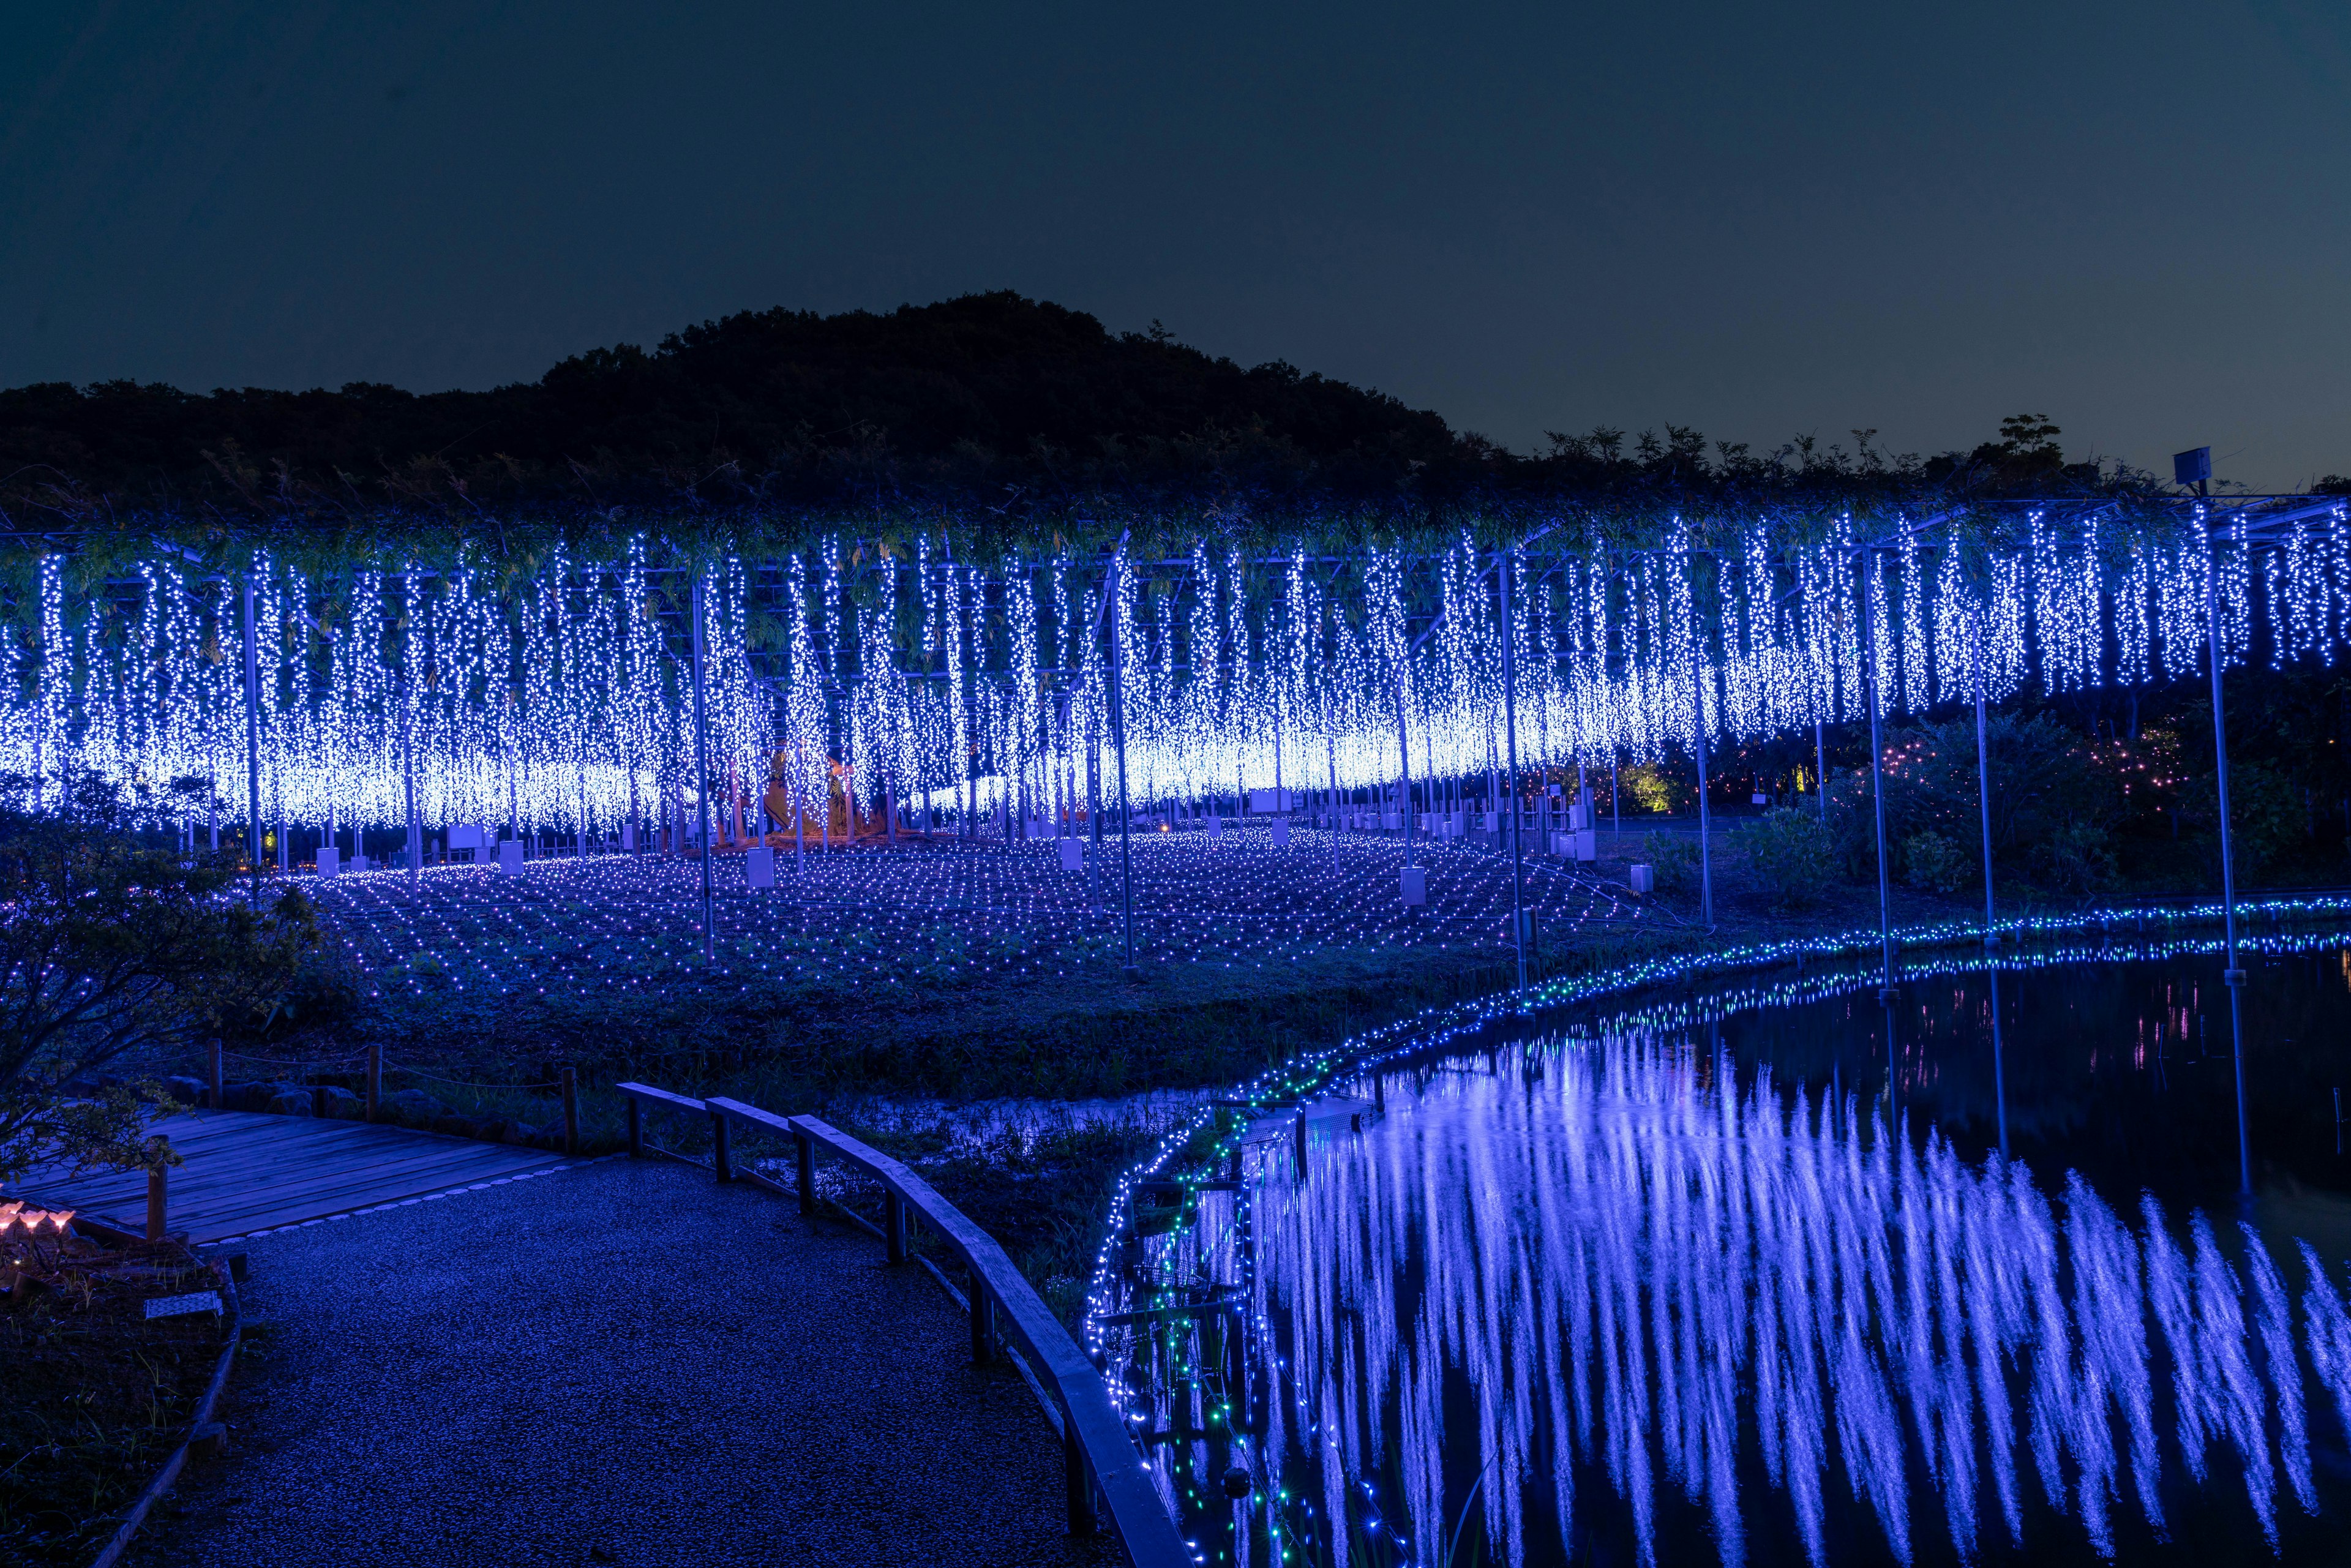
left=1989, top=969, right=2009, bottom=1161
left=2201, top=490, right=2252, bottom=1197
left=1884, top=989, right=1898, bottom=1096
left=1243, top=1040, right=2345, bottom=1568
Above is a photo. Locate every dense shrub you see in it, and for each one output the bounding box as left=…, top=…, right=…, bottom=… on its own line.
left=1900, top=830, right=1971, bottom=893
left=1618, top=763, right=1692, bottom=816
left=1733, top=808, right=1837, bottom=910
left=1825, top=712, right=2122, bottom=893
left=2031, top=819, right=2118, bottom=893
left=1641, top=830, right=1701, bottom=893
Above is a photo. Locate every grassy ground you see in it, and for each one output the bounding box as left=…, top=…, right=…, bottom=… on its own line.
left=187, top=817, right=2333, bottom=1335
left=0, top=1236, right=229, bottom=1567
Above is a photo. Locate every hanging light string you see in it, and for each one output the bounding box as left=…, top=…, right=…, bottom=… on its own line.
left=6, top=504, right=2347, bottom=835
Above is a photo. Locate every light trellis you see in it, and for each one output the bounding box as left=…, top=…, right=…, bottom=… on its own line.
left=4, top=501, right=2346, bottom=841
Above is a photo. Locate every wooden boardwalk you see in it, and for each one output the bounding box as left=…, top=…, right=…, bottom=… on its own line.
left=10, top=1110, right=580, bottom=1244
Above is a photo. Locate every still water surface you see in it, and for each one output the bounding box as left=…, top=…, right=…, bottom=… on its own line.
left=1123, top=937, right=2351, bottom=1567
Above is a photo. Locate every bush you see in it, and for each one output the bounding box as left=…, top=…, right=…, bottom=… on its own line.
left=2211, top=760, right=2308, bottom=876
left=2032, top=819, right=2118, bottom=893
left=1823, top=712, right=2123, bottom=892
left=1618, top=763, right=1692, bottom=816
left=1732, top=808, right=1836, bottom=910
left=1900, top=830, right=1970, bottom=893
left=1641, top=830, right=1700, bottom=893
left=0, top=773, right=316, bottom=1183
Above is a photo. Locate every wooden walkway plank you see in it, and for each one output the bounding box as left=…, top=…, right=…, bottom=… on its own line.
left=6, top=1110, right=578, bottom=1243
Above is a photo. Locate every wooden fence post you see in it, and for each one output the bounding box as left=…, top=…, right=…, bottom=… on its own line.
left=560, top=1066, right=579, bottom=1157
left=711, top=1107, right=733, bottom=1182
left=365, top=1045, right=381, bottom=1123
left=794, top=1131, right=814, bottom=1214
left=207, top=1040, right=222, bottom=1111
left=970, top=1278, right=993, bottom=1365
left=1063, top=1415, right=1095, bottom=1536
left=885, top=1191, right=907, bottom=1263
left=626, top=1097, right=643, bottom=1158
left=146, top=1165, right=167, bottom=1242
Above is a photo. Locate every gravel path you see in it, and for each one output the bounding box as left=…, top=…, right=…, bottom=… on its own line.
left=129, top=1157, right=1112, bottom=1568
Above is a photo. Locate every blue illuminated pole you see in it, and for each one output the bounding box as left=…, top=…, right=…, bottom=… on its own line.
left=2183, top=445, right=2253, bottom=1198
left=1973, top=588, right=2009, bottom=1160
left=1501, top=551, right=1526, bottom=993
left=1105, top=551, right=1138, bottom=975
left=1859, top=547, right=1895, bottom=998
left=242, top=571, right=263, bottom=907
left=691, top=571, right=716, bottom=967
left=1687, top=569, right=1714, bottom=929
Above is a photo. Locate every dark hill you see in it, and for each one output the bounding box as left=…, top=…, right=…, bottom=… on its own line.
left=0, top=293, right=1488, bottom=517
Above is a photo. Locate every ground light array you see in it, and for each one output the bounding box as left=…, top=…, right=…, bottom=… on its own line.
left=311, top=824, right=1673, bottom=1005
left=1082, top=899, right=2351, bottom=1567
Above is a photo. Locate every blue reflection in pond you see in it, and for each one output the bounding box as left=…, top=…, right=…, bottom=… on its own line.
left=1118, top=940, right=2351, bottom=1567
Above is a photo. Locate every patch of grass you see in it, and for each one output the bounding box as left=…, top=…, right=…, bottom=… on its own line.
left=0, top=1237, right=225, bottom=1566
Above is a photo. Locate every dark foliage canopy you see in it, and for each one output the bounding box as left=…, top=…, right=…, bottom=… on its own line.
left=0, top=293, right=2241, bottom=550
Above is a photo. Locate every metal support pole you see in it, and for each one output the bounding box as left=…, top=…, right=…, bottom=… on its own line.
left=2205, top=503, right=2253, bottom=1197
left=1396, top=676, right=1413, bottom=868
left=1687, top=586, right=1714, bottom=929
left=146, top=1165, right=167, bottom=1242
left=1973, top=606, right=1998, bottom=946
left=402, top=681, right=421, bottom=894
left=242, top=574, right=262, bottom=906
left=1106, top=558, right=1138, bottom=974
left=1861, top=550, right=1895, bottom=996
left=1989, top=968, right=2009, bottom=1162
left=1087, top=700, right=1103, bottom=911
left=1501, top=552, right=1527, bottom=994
left=690, top=574, right=717, bottom=967
left=1815, top=719, right=1828, bottom=823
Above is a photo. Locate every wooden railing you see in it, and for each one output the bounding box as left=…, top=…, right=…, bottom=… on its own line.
left=612, top=1082, right=1190, bottom=1568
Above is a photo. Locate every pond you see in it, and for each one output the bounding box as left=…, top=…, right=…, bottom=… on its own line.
left=1101, top=928, right=2351, bottom=1567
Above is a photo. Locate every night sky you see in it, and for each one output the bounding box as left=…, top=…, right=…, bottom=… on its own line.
left=3, top=2, right=2344, bottom=489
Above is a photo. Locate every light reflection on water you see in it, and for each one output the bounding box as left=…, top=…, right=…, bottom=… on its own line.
left=1248, top=1042, right=2351, bottom=1566
left=1117, top=937, right=2351, bottom=1568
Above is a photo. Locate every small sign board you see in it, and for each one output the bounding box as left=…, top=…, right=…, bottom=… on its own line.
left=144, top=1290, right=222, bottom=1320
left=1059, top=837, right=1084, bottom=872
left=744, top=846, right=776, bottom=887
left=497, top=840, right=524, bottom=874
left=315, top=846, right=339, bottom=876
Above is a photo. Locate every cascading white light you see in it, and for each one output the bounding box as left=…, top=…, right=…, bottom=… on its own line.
left=10, top=508, right=2350, bottom=839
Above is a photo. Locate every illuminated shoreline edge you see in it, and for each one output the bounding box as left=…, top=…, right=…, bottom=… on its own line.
left=1089, top=895, right=2351, bottom=1321
left=1085, top=898, right=2351, bottom=1565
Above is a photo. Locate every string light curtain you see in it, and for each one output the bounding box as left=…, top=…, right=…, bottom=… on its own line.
left=4, top=508, right=2347, bottom=835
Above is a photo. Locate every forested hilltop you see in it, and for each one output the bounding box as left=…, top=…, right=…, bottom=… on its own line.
left=6, top=291, right=2313, bottom=538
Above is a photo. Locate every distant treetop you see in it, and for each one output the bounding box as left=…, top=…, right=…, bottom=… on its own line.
left=0, top=291, right=2292, bottom=548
